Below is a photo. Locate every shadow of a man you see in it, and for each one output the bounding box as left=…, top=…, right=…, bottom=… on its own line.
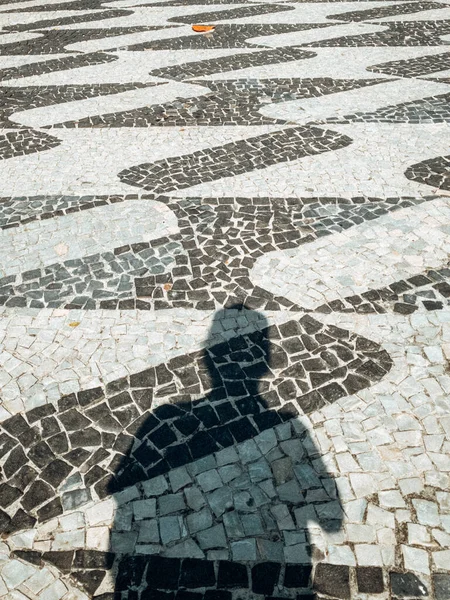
left=109, top=305, right=343, bottom=600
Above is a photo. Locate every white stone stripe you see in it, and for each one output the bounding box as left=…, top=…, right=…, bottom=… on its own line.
left=258, top=79, right=450, bottom=124
left=0, top=9, right=102, bottom=27
left=216, top=2, right=405, bottom=24
left=0, top=198, right=177, bottom=277
left=0, top=126, right=282, bottom=197
left=170, top=123, right=450, bottom=199
left=64, top=26, right=190, bottom=53
left=0, top=307, right=291, bottom=416
left=11, top=81, right=210, bottom=128
left=248, top=22, right=387, bottom=48
left=3, top=49, right=253, bottom=86
left=199, top=47, right=449, bottom=81
left=251, top=198, right=450, bottom=309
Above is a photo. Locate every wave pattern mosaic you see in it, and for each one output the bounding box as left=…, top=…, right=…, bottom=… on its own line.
left=0, top=0, right=449, bottom=598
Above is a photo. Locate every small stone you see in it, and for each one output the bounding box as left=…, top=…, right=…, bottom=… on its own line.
left=356, top=567, right=384, bottom=594
left=275, top=421, right=293, bottom=440
left=142, top=475, right=169, bottom=496
left=350, top=473, right=377, bottom=497
left=231, top=539, right=257, bottom=561
left=159, top=493, right=186, bottom=515
left=160, top=516, right=182, bottom=545
left=271, top=457, right=293, bottom=485
left=237, top=439, right=261, bottom=463
left=111, top=531, right=138, bottom=553
left=379, top=490, right=406, bottom=508
left=197, top=524, right=227, bottom=549
left=390, top=572, right=428, bottom=597
left=327, top=545, right=356, bottom=566
left=294, top=504, right=317, bottom=529
left=314, top=563, right=350, bottom=599
left=257, top=539, right=284, bottom=562
left=186, top=508, right=213, bottom=534
left=185, top=486, right=205, bottom=511
left=138, top=520, right=159, bottom=544
left=413, top=499, right=440, bottom=526
left=436, top=491, right=450, bottom=511
left=234, top=491, right=255, bottom=512
left=223, top=511, right=245, bottom=538
left=251, top=562, right=281, bottom=595
left=207, top=486, right=233, bottom=517
left=133, top=499, right=156, bottom=520
left=169, top=467, right=192, bottom=492
left=2, top=560, right=36, bottom=588
left=255, top=429, right=277, bottom=454
left=218, top=464, right=241, bottom=483
left=280, top=439, right=305, bottom=462
left=284, top=543, right=310, bottom=563
left=197, top=469, right=222, bottom=492
left=215, top=447, right=239, bottom=466
left=433, top=549, right=450, bottom=571
left=248, top=458, right=272, bottom=482
left=61, top=489, right=91, bottom=511
left=217, top=560, right=248, bottom=588
left=355, top=544, right=383, bottom=566
left=408, top=523, right=431, bottom=545
left=164, top=539, right=204, bottom=559
left=277, top=480, right=302, bottom=503
left=399, top=478, right=423, bottom=496
left=259, top=479, right=277, bottom=499
left=272, top=504, right=296, bottom=530
left=283, top=563, right=311, bottom=590
left=346, top=524, right=376, bottom=543
left=402, top=545, right=430, bottom=575
left=434, top=574, right=450, bottom=600
left=345, top=499, right=367, bottom=523
left=284, top=531, right=307, bottom=546
left=294, top=463, right=321, bottom=488
left=189, top=455, right=216, bottom=475
left=243, top=514, right=264, bottom=536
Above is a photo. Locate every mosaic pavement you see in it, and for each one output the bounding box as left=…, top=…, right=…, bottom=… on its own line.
left=0, top=0, right=449, bottom=598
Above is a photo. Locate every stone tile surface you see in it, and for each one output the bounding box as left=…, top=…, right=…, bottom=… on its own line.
left=0, top=0, right=448, bottom=599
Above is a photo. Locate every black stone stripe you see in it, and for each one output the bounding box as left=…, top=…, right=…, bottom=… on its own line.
left=125, top=24, right=331, bottom=51
left=143, top=0, right=268, bottom=6
left=323, top=92, right=450, bottom=124
left=4, top=0, right=111, bottom=11
left=167, top=4, right=295, bottom=25
left=3, top=8, right=137, bottom=32
left=118, top=126, right=353, bottom=195
left=329, top=1, right=446, bottom=22
left=405, top=154, right=450, bottom=191
left=0, top=193, right=147, bottom=229
left=0, top=82, right=158, bottom=129
left=50, top=78, right=383, bottom=128
left=0, top=26, right=172, bottom=55
left=316, top=259, right=450, bottom=315
left=12, top=551, right=439, bottom=600
left=149, top=47, right=316, bottom=81
left=304, top=20, right=450, bottom=47
left=0, top=130, right=60, bottom=160
left=0, top=52, right=118, bottom=82
left=368, top=51, right=450, bottom=77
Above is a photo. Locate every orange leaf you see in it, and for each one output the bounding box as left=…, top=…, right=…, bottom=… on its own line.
left=192, top=24, right=216, bottom=32
left=163, top=283, right=173, bottom=291
left=69, top=322, right=80, bottom=327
